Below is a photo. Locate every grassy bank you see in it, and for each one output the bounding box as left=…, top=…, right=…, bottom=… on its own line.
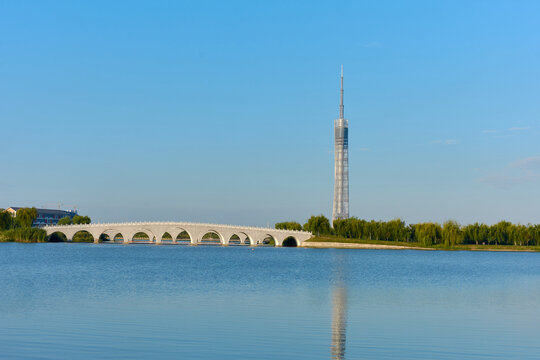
left=308, top=235, right=540, bottom=252
left=0, top=228, right=48, bottom=243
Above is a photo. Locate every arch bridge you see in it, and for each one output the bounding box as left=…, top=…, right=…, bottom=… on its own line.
left=43, top=221, right=312, bottom=247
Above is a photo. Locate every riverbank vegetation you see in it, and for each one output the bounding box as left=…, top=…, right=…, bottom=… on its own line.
left=0, top=227, right=49, bottom=242
left=309, top=235, right=540, bottom=251
left=0, top=207, right=47, bottom=242
left=0, top=208, right=92, bottom=243
left=278, top=215, right=540, bottom=250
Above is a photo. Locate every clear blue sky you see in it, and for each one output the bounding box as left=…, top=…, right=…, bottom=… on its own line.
left=1, top=1, right=539, bottom=226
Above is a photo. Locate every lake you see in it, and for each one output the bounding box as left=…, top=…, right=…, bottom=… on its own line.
left=1, top=243, right=540, bottom=359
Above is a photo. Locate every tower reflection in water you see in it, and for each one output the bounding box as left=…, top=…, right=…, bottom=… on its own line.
left=331, top=252, right=348, bottom=360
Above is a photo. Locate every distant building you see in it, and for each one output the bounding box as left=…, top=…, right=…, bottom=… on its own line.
left=6, top=207, right=78, bottom=227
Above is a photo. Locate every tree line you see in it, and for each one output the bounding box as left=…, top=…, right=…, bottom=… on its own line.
left=58, top=215, right=91, bottom=225
left=276, top=215, right=540, bottom=247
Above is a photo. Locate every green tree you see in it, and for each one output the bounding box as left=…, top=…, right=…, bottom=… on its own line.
left=442, top=220, right=463, bottom=247
left=531, top=225, right=540, bottom=246
left=349, top=218, right=362, bottom=239
left=533, top=225, right=540, bottom=246
left=510, top=224, right=528, bottom=246
left=407, top=224, right=417, bottom=242
left=528, top=225, right=536, bottom=246
left=387, top=218, right=407, bottom=242
left=463, top=223, right=475, bottom=245
left=275, top=221, right=303, bottom=231
left=381, top=221, right=391, bottom=240
left=16, top=207, right=38, bottom=228
left=491, top=221, right=512, bottom=246
left=0, top=210, right=13, bottom=230
left=72, top=215, right=91, bottom=224
left=414, top=222, right=442, bottom=246
left=57, top=216, right=72, bottom=225
left=333, top=218, right=354, bottom=238
left=479, top=224, right=490, bottom=245
left=304, top=215, right=331, bottom=236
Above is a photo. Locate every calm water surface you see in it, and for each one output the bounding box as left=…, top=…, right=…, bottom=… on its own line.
left=1, top=243, right=540, bottom=359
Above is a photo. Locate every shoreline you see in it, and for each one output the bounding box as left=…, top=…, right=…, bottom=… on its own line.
left=303, top=241, right=433, bottom=250
left=303, top=241, right=540, bottom=252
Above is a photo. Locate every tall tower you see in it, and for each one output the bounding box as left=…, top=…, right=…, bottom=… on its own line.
left=332, top=65, right=349, bottom=223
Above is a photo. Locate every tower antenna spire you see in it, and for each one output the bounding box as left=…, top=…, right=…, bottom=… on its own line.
left=340, top=65, right=344, bottom=119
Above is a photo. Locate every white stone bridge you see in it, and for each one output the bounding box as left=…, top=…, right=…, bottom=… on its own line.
left=43, top=221, right=313, bottom=247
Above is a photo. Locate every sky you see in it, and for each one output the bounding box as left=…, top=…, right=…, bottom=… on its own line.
left=1, top=0, right=539, bottom=226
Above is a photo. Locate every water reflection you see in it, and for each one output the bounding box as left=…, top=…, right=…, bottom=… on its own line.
left=331, top=252, right=348, bottom=360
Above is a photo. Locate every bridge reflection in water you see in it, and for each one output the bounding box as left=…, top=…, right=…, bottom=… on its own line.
left=331, top=253, right=348, bottom=360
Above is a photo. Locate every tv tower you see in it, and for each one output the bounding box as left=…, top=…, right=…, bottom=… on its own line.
left=332, top=65, right=349, bottom=223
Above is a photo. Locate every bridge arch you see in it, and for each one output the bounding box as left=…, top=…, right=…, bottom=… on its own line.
left=200, top=230, right=224, bottom=245
left=112, top=232, right=126, bottom=242
left=130, top=229, right=155, bottom=243
left=238, top=232, right=252, bottom=245
left=72, top=230, right=96, bottom=243
left=282, top=236, right=298, bottom=247
left=229, top=232, right=252, bottom=245
left=262, top=234, right=276, bottom=246
left=98, top=229, right=120, bottom=243
left=229, top=234, right=242, bottom=245
left=98, top=233, right=112, bottom=242
left=170, top=228, right=193, bottom=244
left=159, top=232, right=173, bottom=243
left=49, top=230, right=68, bottom=242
